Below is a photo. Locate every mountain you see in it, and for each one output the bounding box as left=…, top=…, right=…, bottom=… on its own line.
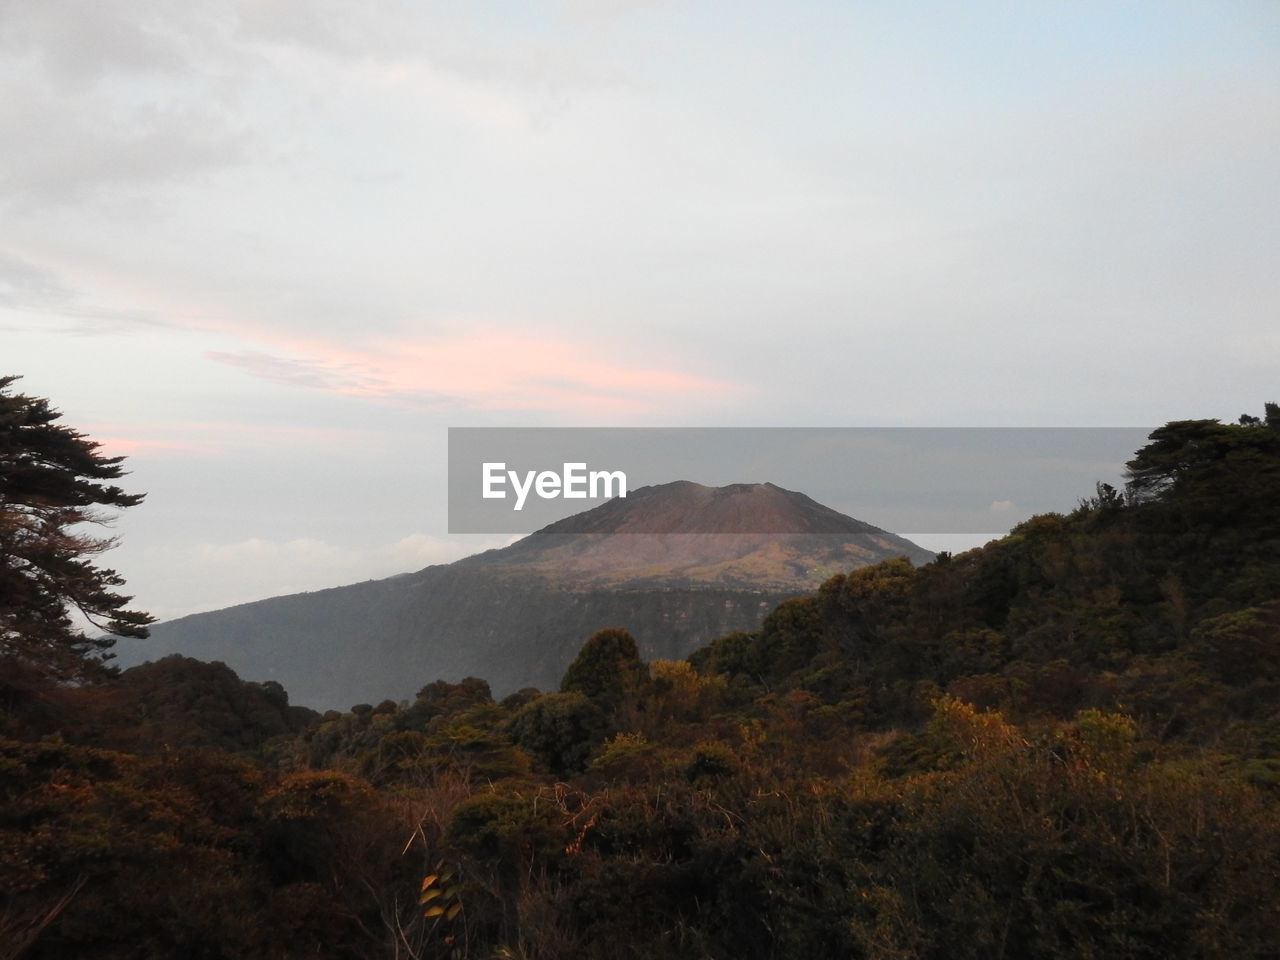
left=118, top=482, right=932, bottom=709
left=471, top=481, right=925, bottom=586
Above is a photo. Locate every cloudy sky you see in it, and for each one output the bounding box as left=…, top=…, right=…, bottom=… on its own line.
left=3, top=0, right=1278, bottom=619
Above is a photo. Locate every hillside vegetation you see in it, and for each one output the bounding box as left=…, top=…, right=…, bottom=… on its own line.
left=3, top=406, right=1279, bottom=959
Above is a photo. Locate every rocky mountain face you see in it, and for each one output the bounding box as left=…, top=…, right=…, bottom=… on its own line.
left=122, top=482, right=933, bottom=709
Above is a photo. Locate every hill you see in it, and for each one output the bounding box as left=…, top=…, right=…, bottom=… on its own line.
left=122, top=481, right=932, bottom=708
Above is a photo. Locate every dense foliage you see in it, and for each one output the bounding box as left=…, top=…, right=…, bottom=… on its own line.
left=2, top=398, right=1279, bottom=958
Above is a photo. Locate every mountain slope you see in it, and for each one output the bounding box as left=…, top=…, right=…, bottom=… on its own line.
left=121, top=482, right=932, bottom=708
left=472, top=481, right=930, bottom=587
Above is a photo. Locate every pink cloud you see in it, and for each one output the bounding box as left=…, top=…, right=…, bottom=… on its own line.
left=83, top=421, right=386, bottom=459
left=205, top=331, right=738, bottom=415
left=91, top=436, right=221, bottom=458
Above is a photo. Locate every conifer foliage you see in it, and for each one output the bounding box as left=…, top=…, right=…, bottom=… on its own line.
left=0, top=375, right=152, bottom=680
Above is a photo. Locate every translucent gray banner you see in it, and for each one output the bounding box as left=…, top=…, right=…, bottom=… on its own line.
left=447, top=427, right=1152, bottom=535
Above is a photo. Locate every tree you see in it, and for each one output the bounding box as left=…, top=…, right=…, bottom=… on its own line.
left=0, top=375, right=152, bottom=681
left=1123, top=408, right=1280, bottom=508
left=507, top=692, right=607, bottom=776
left=560, top=627, right=647, bottom=705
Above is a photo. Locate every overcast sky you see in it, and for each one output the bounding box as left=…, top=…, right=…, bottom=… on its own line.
left=3, top=1, right=1278, bottom=619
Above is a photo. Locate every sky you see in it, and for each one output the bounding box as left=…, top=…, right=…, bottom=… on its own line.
left=2, top=0, right=1278, bottom=620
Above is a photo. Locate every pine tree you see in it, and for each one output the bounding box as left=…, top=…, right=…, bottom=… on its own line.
left=0, top=375, right=152, bottom=680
